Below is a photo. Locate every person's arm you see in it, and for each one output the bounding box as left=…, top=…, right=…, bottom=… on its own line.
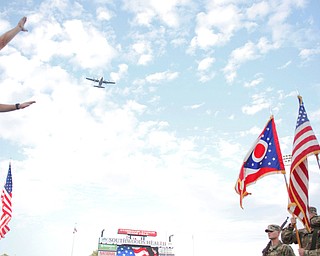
left=0, top=101, right=36, bottom=112
left=300, top=248, right=320, bottom=256
left=0, top=17, right=28, bottom=51
left=281, top=224, right=296, bottom=244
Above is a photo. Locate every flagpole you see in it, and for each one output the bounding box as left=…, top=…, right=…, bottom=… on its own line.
left=71, top=232, right=75, bottom=256
left=192, top=234, right=195, bottom=256
left=71, top=223, right=77, bottom=256
left=283, top=156, right=302, bottom=248
left=283, top=175, right=302, bottom=248
left=282, top=95, right=320, bottom=250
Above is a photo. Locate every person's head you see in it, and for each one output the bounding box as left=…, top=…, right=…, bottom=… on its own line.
left=265, top=224, right=281, bottom=240
left=309, top=206, right=317, bottom=218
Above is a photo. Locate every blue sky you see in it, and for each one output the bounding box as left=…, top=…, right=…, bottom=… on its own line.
left=0, top=0, right=320, bottom=255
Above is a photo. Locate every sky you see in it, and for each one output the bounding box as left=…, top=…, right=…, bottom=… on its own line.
left=0, top=0, right=320, bottom=255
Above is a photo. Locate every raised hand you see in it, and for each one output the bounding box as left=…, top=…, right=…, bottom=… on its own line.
left=17, top=17, right=28, bottom=32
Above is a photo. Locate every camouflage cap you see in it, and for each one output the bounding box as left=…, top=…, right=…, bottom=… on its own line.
left=309, top=206, right=317, bottom=214
left=265, top=224, right=281, bottom=232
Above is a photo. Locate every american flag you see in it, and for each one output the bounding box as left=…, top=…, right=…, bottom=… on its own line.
left=0, top=164, right=13, bottom=238
left=235, top=116, right=285, bottom=208
left=117, top=245, right=158, bottom=256
left=287, top=96, right=320, bottom=232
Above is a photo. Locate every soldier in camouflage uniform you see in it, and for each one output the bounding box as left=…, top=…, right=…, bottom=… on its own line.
left=281, top=207, right=320, bottom=256
left=264, top=224, right=295, bottom=256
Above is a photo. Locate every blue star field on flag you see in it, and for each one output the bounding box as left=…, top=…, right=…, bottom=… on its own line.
left=117, top=245, right=135, bottom=256
left=243, top=118, right=283, bottom=171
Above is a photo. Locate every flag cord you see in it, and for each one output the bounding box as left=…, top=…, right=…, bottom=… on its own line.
left=283, top=174, right=302, bottom=248
left=315, top=154, right=320, bottom=171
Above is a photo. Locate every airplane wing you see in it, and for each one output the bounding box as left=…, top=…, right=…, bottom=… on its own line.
left=102, top=80, right=116, bottom=84
left=86, top=77, right=99, bottom=82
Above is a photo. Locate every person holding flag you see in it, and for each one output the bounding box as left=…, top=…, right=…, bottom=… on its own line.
left=282, top=207, right=320, bottom=256
left=282, top=95, right=320, bottom=256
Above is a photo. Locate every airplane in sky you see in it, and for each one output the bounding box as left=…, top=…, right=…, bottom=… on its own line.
left=86, top=77, right=116, bottom=88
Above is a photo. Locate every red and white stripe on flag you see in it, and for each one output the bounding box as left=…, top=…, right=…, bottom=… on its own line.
left=0, top=164, right=12, bottom=239
left=287, top=96, right=320, bottom=232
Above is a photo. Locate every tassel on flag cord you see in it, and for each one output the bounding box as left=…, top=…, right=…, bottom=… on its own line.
left=235, top=116, right=285, bottom=208
left=287, top=95, right=320, bottom=232
left=0, top=163, right=13, bottom=239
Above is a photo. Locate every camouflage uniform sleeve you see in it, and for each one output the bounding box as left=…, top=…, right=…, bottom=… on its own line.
left=281, top=225, right=296, bottom=244
left=304, top=248, right=320, bottom=256
left=282, top=244, right=296, bottom=256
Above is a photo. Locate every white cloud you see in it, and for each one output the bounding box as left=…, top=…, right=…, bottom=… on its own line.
left=241, top=93, right=270, bottom=115
left=123, top=0, right=190, bottom=28
left=244, top=77, right=263, bottom=88
left=256, top=37, right=279, bottom=53
left=0, top=18, right=11, bottom=31
left=228, top=114, right=235, bottom=120
left=299, top=48, right=320, bottom=60
left=217, top=138, right=241, bottom=159
left=110, top=64, right=128, bottom=82
left=131, top=41, right=153, bottom=65
left=265, top=1, right=307, bottom=47
left=190, top=4, right=242, bottom=50
left=196, top=57, right=216, bottom=82
left=184, top=103, right=204, bottom=110
left=223, top=41, right=260, bottom=83
left=246, top=1, right=271, bottom=20
left=96, top=7, right=114, bottom=21
left=223, top=36, right=279, bottom=83
left=60, top=19, right=118, bottom=69
left=17, top=15, right=118, bottom=69
left=197, top=57, right=214, bottom=71
left=145, top=71, right=179, bottom=84
left=277, top=60, right=292, bottom=70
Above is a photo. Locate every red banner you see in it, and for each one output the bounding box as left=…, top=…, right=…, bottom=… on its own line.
left=117, top=229, right=157, bottom=237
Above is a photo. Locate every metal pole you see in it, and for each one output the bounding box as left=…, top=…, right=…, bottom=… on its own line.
left=71, top=231, right=75, bottom=256
left=168, top=234, right=174, bottom=256
left=71, top=224, right=77, bottom=256
left=192, top=234, right=194, bottom=256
